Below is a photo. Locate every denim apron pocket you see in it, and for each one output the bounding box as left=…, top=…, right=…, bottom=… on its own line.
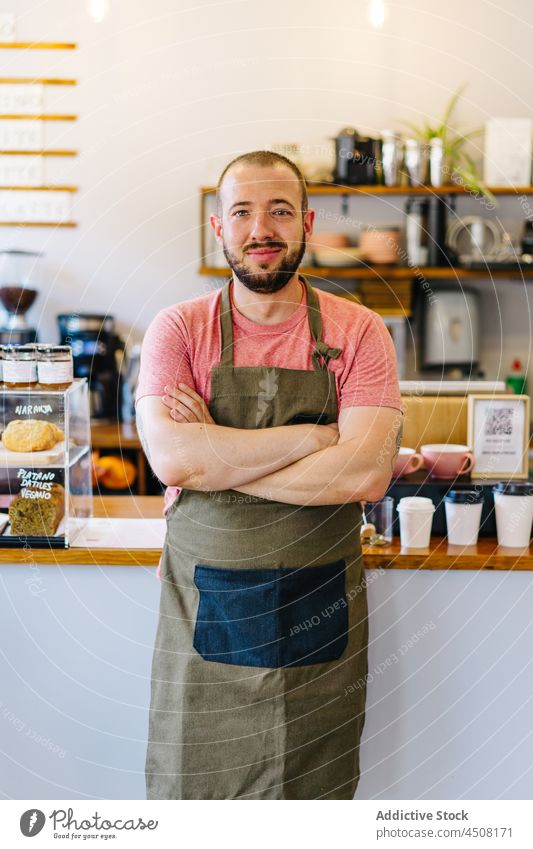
left=193, top=560, right=348, bottom=668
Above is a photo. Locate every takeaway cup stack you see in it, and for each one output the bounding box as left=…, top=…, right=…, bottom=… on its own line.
left=444, top=490, right=484, bottom=546
left=396, top=497, right=435, bottom=548
left=492, top=482, right=533, bottom=547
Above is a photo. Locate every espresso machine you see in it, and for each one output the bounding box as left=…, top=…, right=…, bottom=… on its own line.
left=57, top=313, right=123, bottom=420
left=334, top=127, right=381, bottom=185
left=0, top=249, right=41, bottom=344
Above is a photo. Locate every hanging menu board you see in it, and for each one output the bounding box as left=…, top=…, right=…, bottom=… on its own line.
left=0, top=22, right=77, bottom=227
left=0, top=189, right=72, bottom=223
left=0, top=155, right=43, bottom=186
left=0, top=83, right=44, bottom=113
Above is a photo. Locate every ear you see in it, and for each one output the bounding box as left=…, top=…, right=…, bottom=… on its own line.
left=210, top=213, right=223, bottom=245
left=303, top=208, right=315, bottom=242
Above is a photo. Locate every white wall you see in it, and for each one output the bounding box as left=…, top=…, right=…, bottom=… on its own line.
left=2, top=0, right=533, bottom=379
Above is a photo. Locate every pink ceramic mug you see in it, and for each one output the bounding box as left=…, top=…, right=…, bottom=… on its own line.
left=421, top=443, right=475, bottom=479
left=393, top=447, right=425, bottom=478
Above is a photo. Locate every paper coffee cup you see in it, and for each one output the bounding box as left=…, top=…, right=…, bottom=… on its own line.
left=493, top=482, right=533, bottom=547
left=396, top=497, right=435, bottom=548
left=444, top=490, right=484, bottom=546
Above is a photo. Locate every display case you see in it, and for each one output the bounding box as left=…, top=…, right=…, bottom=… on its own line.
left=0, top=379, right=92, bottom=547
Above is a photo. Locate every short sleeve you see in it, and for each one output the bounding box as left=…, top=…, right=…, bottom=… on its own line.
left=338, top=311, right=402, bottom=411
left=135, top=307, right=194, bottom=405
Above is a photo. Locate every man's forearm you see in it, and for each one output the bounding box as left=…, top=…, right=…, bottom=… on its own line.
left=232, top=442, right=391, bottom=506
left=137, top=401, right=335, bottom=490
left=164, top=423, right=334, bottom=490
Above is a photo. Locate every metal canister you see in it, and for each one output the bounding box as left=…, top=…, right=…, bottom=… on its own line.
left=429, top=137, right=445, bottom=186
left=381, top=131, right=403, bottom=186
left=404, top=139, right=429, bottom=185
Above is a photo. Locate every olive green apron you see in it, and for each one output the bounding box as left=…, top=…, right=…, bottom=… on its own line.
left=145, top=276, right=368, bottom=800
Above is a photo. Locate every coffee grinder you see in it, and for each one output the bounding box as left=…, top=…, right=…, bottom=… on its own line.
left=0, top=249, right=41, bottom=344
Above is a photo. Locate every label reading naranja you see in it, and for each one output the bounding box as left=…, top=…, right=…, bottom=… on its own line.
left=14, top=404, right=53, bottom=416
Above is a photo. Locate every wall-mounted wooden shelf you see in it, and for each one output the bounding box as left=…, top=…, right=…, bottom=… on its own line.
left=0, top=114, right=77, bottom=120
left=199, top=264, right=533, bottom=280
left=0, top=42, right=77, bottom=50
left=0, top=77, right=77, bottom=85
left=0, top=33, right=78, bottom=231
left=0, top=150, right=78, bottom=156
left=201, top=183, right=533, bottom=197
left=199, top=182, right=533, bottom=291
left=0, top=185, right=78, bottom=191
left=0, top=220, right=77, bottom=227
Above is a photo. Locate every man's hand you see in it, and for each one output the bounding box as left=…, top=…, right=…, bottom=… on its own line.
left=234, top=406, right=403, bottom=506
left=136, top=393, right=337, bottom=490
left=161, top=383, right=339, bottom=450
left=162, top=384, right=215, bottom=424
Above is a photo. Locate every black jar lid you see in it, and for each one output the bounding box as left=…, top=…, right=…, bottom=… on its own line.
left=444, top=489, right=484, bottom=504
left=493, top=482, right=533, bottom=496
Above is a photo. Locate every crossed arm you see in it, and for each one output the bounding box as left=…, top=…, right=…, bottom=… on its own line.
left=136, top=385, right=403, bottom=506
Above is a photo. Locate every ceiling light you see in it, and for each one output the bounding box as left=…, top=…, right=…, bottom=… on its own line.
left=368, top=0, right=387, bottom=29
left=88, top=0, right=109, bottom=23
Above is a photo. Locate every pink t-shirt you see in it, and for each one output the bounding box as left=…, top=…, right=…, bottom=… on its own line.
left=136, top=278, right=402, bottom=515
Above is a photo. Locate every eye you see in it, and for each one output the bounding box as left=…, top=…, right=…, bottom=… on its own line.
left=233, top=209, right=249, bottom=217
left=272, top=209, right=292, bottom=216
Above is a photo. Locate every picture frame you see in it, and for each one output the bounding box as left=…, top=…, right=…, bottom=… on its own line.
left=467, top=394, right=530, bottom=479
left=484, top=118, right=533, bottom=187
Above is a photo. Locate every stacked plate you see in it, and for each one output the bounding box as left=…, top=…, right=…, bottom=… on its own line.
left=313, top=247, right=366, bottom=267
left=359, top=227, right=401, bottom=264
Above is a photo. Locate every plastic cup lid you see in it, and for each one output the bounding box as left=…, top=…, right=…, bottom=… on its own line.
left=397, top=496, right=435, bottom=512
left=444, top=489, right=484, bottom=504
left=493, top=481, right=533, bottom=496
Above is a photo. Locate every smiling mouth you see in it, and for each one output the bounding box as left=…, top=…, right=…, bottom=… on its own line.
left=245, top=246, right=283, bottom=259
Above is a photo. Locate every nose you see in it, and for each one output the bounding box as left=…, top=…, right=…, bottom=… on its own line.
left=248, top=210, right=275, bottom=242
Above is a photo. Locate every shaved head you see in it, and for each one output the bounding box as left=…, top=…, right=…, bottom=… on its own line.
left=216, top=150, right=308, bottom=215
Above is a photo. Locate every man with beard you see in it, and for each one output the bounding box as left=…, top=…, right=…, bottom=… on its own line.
left=136, top=150, right=402, bottom=800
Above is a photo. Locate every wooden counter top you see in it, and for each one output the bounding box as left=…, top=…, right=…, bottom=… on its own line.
left=0, top=495, right=164, bottom=566
left=362, top=537, right=533, bottom=570
left=1, top=496, right=533, bottom=569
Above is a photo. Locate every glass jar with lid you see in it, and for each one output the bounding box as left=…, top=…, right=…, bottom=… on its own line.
left=37, top=345, right=73, bottom=389
left=2, top=344, right=38, bottom=388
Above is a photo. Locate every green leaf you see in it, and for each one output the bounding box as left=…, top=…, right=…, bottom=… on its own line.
left=440, top=82, right=468, bottom=131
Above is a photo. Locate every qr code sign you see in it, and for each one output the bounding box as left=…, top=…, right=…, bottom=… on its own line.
left=485, top=408, right=514, bottom=436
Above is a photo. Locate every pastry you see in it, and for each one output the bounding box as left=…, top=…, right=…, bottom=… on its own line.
left=2, top=419, right=63, bottom=452
left=9, top=483, right=65, bottom=536
left=50, top=423, right=65, bottom=442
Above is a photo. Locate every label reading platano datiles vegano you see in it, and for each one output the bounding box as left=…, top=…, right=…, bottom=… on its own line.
left=17, top=469, right=56, bottom=500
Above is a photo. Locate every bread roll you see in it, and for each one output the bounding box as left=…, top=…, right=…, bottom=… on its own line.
left=3, top=419, right=59, bottom=452
left=50, top=423, right=65, bottom=442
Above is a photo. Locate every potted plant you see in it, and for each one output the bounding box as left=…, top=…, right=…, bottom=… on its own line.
left=402, top=84, right=495, bottom=204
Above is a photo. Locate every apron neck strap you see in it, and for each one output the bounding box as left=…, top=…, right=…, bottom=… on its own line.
left=218, top=276, right=342, bottom=370
left=302, top=276, right=343, bottom=371
left=219, top=280, right=234, bottom=367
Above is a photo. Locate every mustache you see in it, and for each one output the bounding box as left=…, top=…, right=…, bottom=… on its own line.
left=244, top=241, right=286, bottom=252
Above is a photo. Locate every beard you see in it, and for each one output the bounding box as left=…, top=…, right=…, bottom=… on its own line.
left=223, top=232, right=306, bottom=294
